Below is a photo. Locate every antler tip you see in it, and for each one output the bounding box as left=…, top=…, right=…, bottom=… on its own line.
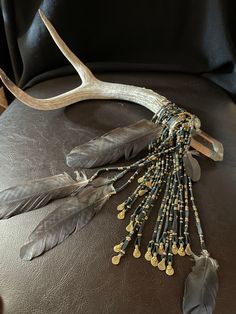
left=38, top=9, right=47, bottom=22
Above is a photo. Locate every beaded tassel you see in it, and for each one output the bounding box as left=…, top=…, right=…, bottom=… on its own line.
left=108, top=103, right=207, bottom=276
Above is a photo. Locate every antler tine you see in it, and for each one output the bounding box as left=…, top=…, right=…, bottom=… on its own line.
left=38, top=10, right=95, bottom=85
left=0, top=68, right=83, bottom=110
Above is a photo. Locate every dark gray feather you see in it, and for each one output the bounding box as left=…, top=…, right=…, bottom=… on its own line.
left=183, top=152, right=201, bottom=182
left=183, top=254, right=219, bottom=314
left=0, top=172, right=88, bottom=219
left=66, top=119, right=162, bottom=168
left=20, top=178, right=115, bottom=260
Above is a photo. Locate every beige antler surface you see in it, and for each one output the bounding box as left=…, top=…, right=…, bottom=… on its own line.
left=0, top=10, right=223, bottom=161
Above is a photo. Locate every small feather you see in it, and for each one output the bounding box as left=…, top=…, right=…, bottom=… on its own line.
left=0, top=172, right=88, bottom=219
left=183, top=254, right=219, bottom=314
left=66, top=119, right=162, bottom=168
left=20, top=178, right=115, bottom=260
left=183, top=152, right=201, bottom=182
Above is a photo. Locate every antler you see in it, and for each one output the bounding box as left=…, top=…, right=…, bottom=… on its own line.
left=0, top=10, right=223, bottom=161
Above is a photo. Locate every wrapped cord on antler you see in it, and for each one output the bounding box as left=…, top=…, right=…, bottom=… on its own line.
left=0, top=10, right=222, bottom=314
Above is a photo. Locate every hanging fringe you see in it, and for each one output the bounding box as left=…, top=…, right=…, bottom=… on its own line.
left=107, top=104, right=197, bottom=270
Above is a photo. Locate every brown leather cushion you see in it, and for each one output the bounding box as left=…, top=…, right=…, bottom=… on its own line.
left=0, top=72, right=235, bottom=314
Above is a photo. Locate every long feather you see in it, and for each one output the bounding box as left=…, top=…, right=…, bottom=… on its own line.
left=183, top=254, right=219, bottom=314
left=66, top=119, right=162, bottom=168
left=183, top=152, right=201, bottom=182
left=0, top=172, right=88, bottom=219
left=20, top=178, right=115, bottom=260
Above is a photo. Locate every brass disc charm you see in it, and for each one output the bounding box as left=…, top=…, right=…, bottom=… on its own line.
left=138, top=176, right=144, bottom=183
left=133, top=246, right=141, bottom=258
left=126, top=222, right=134, bottom=232
left=112, top=254, right=122, bottom=265
left=166, top=263, right=174, bottom=276
left=158, top=258, right=166, bottom=271
left=171, top=243, right=178, bottom=255
left=117, top=210, right=125, bottom=220
left=185, top=243, right=192, bottom=256
left=145, top=181, right=153, bottom=188
left=138, top=189, right=148, bottom=196
left=178, top=244, right=185, bottom=256
left=144, top=249, right=152, bottom=261
left=150, top=255, right=158, bottom=267
left=113, top=243, right=123, bottom=253
left=117, top=203, right=125, bottom=211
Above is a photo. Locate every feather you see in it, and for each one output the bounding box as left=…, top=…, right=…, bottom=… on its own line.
left=66, top=119, right=162, bottom=168
left=20, top=178, right=115, bottom=260
left=0, top=172, right=88, bottom=219
left=183, top=152, right=201, bottom=182
left=183, top=254, right=219, bottom=314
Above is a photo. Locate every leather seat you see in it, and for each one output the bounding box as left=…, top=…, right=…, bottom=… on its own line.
left=0, top=72, right=235, bottom=314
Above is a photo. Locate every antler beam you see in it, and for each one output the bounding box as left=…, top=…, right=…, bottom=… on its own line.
left=0, top=10, right=223, bottom=161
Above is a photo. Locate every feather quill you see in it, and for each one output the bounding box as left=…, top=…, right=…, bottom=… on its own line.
left=183, top=152, right=201, bottom=182
left=0, top=172, right=88, bottom=219
left=20, top=178, right=115, bottom=260
left=66, top=119, right=162, bottom=168
left=183, top=253, right=219, bottom=314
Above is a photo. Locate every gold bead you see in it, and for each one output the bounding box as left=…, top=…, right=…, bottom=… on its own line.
left=151, top=255, right=158, bottom=267
left=158, top=243, right=164, bottom=255
left=138, top=189, right=148, bottom=196
left=185, top=243, right=192, bottom=256
left=117, top=203, right=125, bottom=211
left=126, top=222, right=134, bottom=232
left=111, top=254, right=122, bottom=265
left=133, top=246, right=141, bottom=258
left=158, top=258, right=166, bottom=271
left=172, top=243, right=178, bottom=255
left=166, top=263, right=174, bottom=276
left=178, top=244, right=185, bottom=256
left=117, top=210, right=125, bottom=220
left=138, top=176, right=144, bottom=183
left=113, top=243, right=122, bottom=253
left=144, top=249, right=152, bottom=261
